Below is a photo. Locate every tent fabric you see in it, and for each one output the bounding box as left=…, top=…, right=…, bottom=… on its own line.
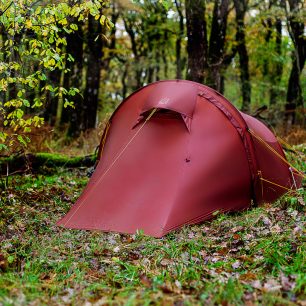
left=57, top=80, right=301, bottom=237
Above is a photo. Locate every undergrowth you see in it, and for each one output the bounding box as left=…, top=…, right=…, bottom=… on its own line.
left=0, top=146, right=305, bottom=305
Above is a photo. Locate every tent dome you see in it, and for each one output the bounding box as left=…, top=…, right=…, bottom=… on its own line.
left=58, top=80, right=301, bottom=237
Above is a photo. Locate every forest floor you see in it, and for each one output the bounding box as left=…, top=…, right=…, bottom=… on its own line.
left=0, top=146, right=305, bottom=306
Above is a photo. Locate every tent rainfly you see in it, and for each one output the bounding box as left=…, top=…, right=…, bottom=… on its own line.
left=57, top=80, right=302, bottom=237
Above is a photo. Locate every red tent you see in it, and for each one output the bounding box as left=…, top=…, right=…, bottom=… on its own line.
left=57, top=80, right=302, bottom=237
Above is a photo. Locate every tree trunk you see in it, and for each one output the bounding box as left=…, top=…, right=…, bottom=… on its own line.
left=233, top=0, right=251, bottom=112
left=175, top=0, right=184, bottom=79
left=185, top=0, right=207, bottom=83
left=8, top=33, right=22, bottom=100
left=123, top=17, right=143, bottom=90
left=0, top=153, right=96, bottom=176
left=83, top=14, right=103, bottom=130
left=54, top=63, right=65, bottom=129
left=263, top=18, right=273, bottom=76
left=0, top=31, right=7, bottom=104
left=206, top=0, right=230, bottom=92
left=57, top=22, right=85, bottom=137
left=285, top=0, right=305, bottom=127
left=43, top=69, right=61, bottom=126
left=269, top=18, right=283, bottom=105
left=121, top=65, right=128, bottom=99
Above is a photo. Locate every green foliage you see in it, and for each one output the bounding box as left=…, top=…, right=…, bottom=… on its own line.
left=0, top=0, right=110, bottom=152
left=0, top=166, right=305, bottom=304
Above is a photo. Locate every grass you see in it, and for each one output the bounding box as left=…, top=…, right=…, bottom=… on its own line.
left=0, top=157, right=305, bottom=305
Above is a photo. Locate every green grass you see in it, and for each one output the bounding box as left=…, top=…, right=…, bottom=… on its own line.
left=0, top=159, right=305, bottom=305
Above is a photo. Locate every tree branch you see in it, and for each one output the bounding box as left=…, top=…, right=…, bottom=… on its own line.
left=0, top=1, right=13, bottom=17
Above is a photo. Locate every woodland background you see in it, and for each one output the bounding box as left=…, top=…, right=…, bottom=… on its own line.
left=0, top=0, right=305, bottom=154
left=0, top=1, right=305, bottom=305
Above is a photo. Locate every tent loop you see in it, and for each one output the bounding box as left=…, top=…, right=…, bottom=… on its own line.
left=248, top=128, right=305, bottom=179
left=257, top=170, right=264, bottom=198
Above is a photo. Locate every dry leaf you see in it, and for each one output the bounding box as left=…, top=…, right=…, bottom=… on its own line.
left=139, top=274, right=152, bottom=288
left=251, top=280, right=262, bottom=290
left=232, top=261, right=241, bottom=269
left=263, top=279, right=282, bottom=292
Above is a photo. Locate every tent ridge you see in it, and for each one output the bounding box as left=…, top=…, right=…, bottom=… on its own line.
left=198, top=90, right=258, bottom=185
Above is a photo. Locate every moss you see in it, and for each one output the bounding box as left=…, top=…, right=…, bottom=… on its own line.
left=0, top=152, right=97, bottom=175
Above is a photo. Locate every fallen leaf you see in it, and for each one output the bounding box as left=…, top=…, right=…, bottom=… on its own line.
left=159, top=285, right=173, bottom=294
left=231, top=226, right=244, bottom=233
left=263, top=279, right=282, bottom=292
left=239, top=272, right=257, bottom=281
left=297, top=196, right=305, bottom=206
left=251, top=280, right=262, bottom=290
left=218, top=247, right=229, bottom=255
left=280, top=273, right=295, bottom=291
left=262, top=217, right=272, bottom=226
left=175, top=280, right=182, bottom=289
left=139, top=274, right=152, bottom=288
left=0, top=253, right=7, bottom=271
left=113, top=246, right=120, bottom=253
left=293, top=227, right=302, bottom=234
left=160, top=259, right=171, bottom=266
left=199, top=250, right=207, bottom=257
left=232, top=261, right=241, bottom=269
left=128, top=251, right=140, bottom=260
left=271, top=225, right=282, bottom=233
left=188, top=232, right=195, bottom=239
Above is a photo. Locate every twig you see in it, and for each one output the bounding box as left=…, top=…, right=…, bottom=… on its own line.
left=1, top=168, right=28, bottom=178
left=0, top=1, right=13, bottom=17
left=6, top=162, right=9, bottom=187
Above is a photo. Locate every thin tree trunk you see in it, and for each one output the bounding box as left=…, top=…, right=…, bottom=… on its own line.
left=207, top=0, right=230, bottom=92
left=285, top=0, right=305, bottom=127
left=175, top=0, right=184, bottom=79
left=0, top=32, right=7, bottom=104
left=263, top=18, right=272, bottom=76
left=233, top=0, right=251, bottom=112
left=43, top=69, right=61, bottom=125
left=64, top=24, right=85, bottom=137
left=121, top=65, right=128, bottom=99
left=155, top=48, right=161, bottom=81
left=83, top=14, right=103, bottom=130
left=185, top=0, right=207, bottom=83
left=123, top=17, right=142, bottom=90
left=8, top=33, right=21, bottom=100
left=270, top=18, right=283, bottom=105
left=54, top=63, right=65, bottom=129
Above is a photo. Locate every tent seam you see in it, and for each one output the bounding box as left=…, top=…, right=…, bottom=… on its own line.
left=198, top=90, right=259, bottom=204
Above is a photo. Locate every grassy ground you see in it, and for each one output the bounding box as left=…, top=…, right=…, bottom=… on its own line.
left=0, top=158, right=305, bottom=305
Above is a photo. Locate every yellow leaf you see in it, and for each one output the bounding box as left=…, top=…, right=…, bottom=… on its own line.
left=100, top=15, right=106, bottom=25
left=26, top=19, right=32, bottom=28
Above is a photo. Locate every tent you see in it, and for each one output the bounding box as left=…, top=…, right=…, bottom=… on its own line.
left=57, top=80, right=302, bottom=237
